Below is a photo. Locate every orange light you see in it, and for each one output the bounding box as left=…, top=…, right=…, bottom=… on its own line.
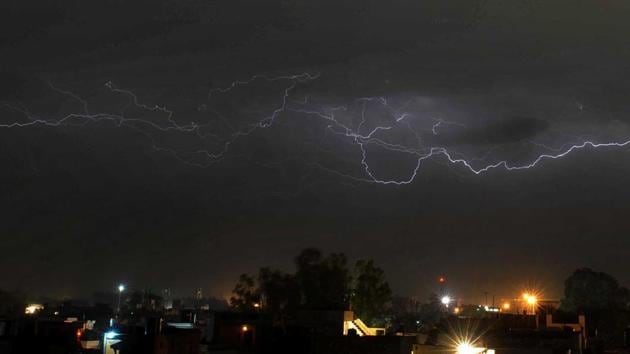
left=76, top=329, right=82, bottom=338
left=241, top=325, right=249, bottom=332
left=253, top=303, right=260, bottom=308
left=438, top=276, right=446, bottom=283
left=526, top=295, right=537, bottom=305
left=453, top=307, right=461, bottom=314
left=502, top=302, right=510, bottom=310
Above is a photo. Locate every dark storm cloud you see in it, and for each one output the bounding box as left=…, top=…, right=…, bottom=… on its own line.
left=2, top=0, right=630, bottom=299
left=0, top=71, right=40, bottom=101
left=436, top=116, right=550, bottom=146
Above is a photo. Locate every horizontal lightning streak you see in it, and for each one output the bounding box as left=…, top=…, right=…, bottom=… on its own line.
left=1, top=72, right=629, bottom=184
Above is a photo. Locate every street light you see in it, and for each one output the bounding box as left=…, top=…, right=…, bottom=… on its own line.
left=441, top=296, right=452, bottom=307
left=456, top=341, right=486, bottom=354
left=526, top=295, right=537, bottom=314
left=526, top=295, right=537, bottom=305
left=117, top=284, right=125, bottom=314
left=521, top=292, right=538, bottom=314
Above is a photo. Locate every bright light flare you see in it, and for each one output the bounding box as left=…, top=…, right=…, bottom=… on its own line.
left=444, top=321, right=487, bottom=354
left=521, top=290, right=540, bottom=305
left=456, top=341, right=486, bottom=354
left=520, top=289, right=542, bottom=314
left=118, top=284, right=125, bottom=292
left=526, top=295, right=537, bottom=305
left=441, top=296, right=452, bottom=306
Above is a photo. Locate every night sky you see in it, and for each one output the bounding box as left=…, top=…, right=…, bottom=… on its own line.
left=2, top=0, right=630, bottom=303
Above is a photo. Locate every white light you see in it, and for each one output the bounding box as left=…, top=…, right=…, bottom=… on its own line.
left=118, top=284, right=125, bottom=292
left=105, top=331, right=118, bottom=339
left=441, top=296, right=452, bottom=306
left=456, top=342, right=486, bottom=354
left=25, top=304, right=44, bottom=315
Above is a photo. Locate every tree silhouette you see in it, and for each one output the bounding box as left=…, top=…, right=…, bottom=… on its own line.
left=562, top=268, right=630, bottom=313
left=351, top=259, right=391, bottom=327
left=230, top=273, right=260, bottom=312
left=294, top=248, right=351, bottom=310
left=258, top=267, right=300, bottom=330
left=561, top=268, right=630, bottom=344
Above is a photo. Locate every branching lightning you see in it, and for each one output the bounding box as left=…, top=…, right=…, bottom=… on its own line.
left=2, top=72, right=630, bottom=185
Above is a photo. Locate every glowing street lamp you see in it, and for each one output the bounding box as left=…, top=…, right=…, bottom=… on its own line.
left=521, top=292, right=538, bottom=314
left=526, top=295, right=537, bottom=314
left=441, top=296, right=452, bottom=307
left=526, top=295, right=537, bottom=305
left=117, top=284, right=125, bottom=314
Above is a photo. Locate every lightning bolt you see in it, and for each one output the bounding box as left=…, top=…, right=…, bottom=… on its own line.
left=2, top=72, right=629, bottom=184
